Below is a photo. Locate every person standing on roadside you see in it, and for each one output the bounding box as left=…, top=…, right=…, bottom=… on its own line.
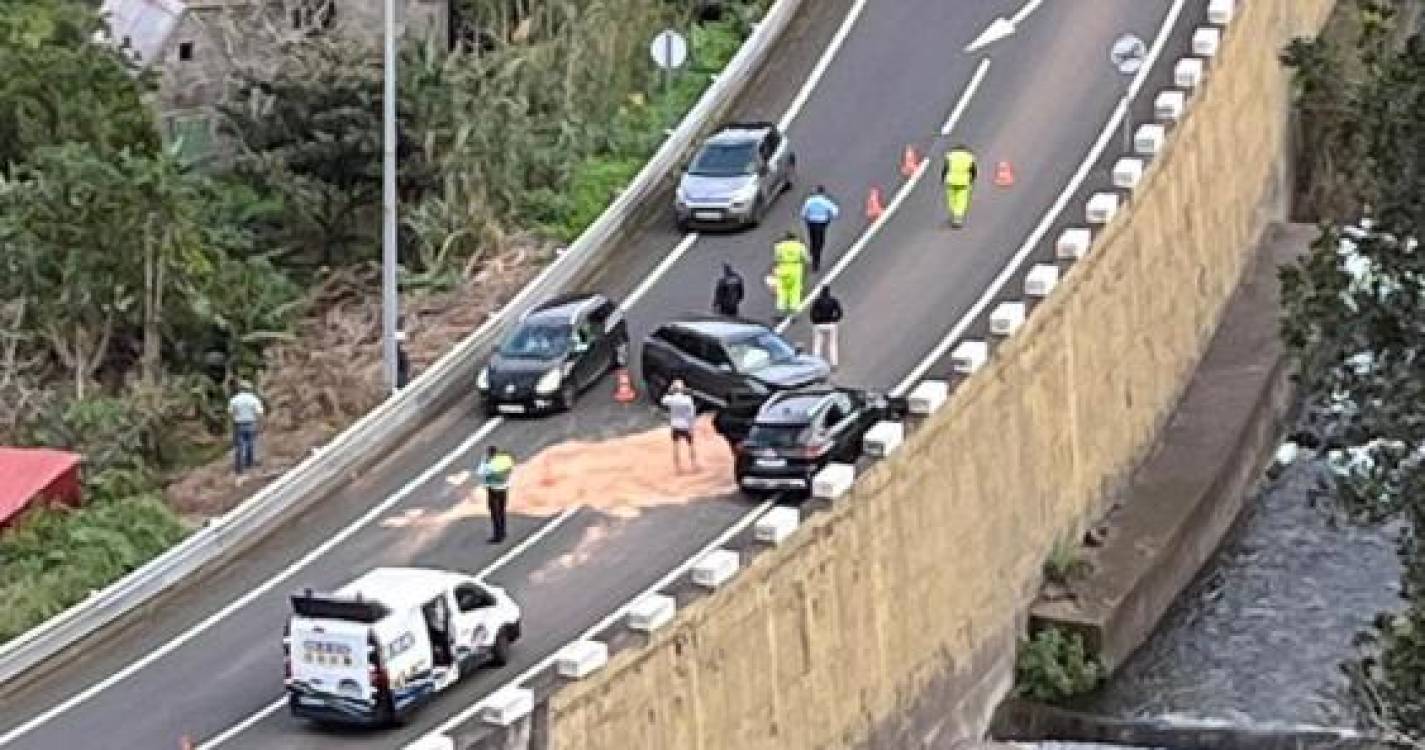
left=712, top=263, right=744, bottom=317
left=809, top=286, right=844, bottom=369
left=800, top=185, right=840, bottom=273
left=228, top=380, right=264, bottom=482
left=477, top=445, right=515, bottom=543
left=395, top=331, right=411, bottom=390
left=661, top=379, right=699, bottom=473
left=769, top=230, right=811, bottom=321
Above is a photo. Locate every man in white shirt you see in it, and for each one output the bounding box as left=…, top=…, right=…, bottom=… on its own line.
left=228, top=381, right=264, bottom=479
left=661, top=379, right=699, bottom=473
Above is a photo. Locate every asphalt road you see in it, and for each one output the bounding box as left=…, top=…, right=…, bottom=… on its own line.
left=0, top=1, right=1206, bottom=748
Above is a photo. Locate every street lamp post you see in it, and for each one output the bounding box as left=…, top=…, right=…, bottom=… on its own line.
left=381, top=0, right=400, bottom=393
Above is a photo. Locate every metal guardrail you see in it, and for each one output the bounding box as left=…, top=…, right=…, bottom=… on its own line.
left=0, top=0, right=805, bottom=690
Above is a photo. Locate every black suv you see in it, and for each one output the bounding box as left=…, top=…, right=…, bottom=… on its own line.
left=640, top=318, right=829, bottom=407
left=477, top=293, right=629, bottom=416
left=734, top=388, right=895, bottom=494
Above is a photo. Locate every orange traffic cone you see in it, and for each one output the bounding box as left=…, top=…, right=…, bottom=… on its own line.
left=179, top=737, right=194, bottom=750
left=865, top=186, right=885, bottom=222
left=900, top=144, right=920, bottom=177
left=994, top=160, right=1015, bottom=187
left=613, top=368, right=636, bottom=403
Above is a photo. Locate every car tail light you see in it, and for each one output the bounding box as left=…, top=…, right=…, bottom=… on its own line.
left=801, top=441, right=831, bottom=459
left=282, top=626, right=291, bottom=681
left=368, top=633, right=389, bottom=692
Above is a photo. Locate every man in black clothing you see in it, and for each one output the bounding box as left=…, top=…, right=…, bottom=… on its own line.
left=712, top=263, right=745, bottom=317
left=809, top=286, right=844, bottom=369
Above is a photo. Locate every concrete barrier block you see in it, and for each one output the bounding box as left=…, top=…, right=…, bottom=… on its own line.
left=813, top=462, right=856, bottom=499
left=1192, top=27, right=1221, bottom=57
left=1133, top=124, right=1166, bottom=155
left=1056, top=227, right=1092, bottom=259
left=555, top=640, right=609, bottom=679
left=691, top=549, right=740, bottom=589
left=1025, top=264, right=1059, bottom=297
left=1174, top=57, right=1205, bottom=89
left=1207, top=0, right=1234, bottom=25
left=1086, top=193, right=1120, bottom=225
left=1112, top=158, right=1144, bottom=189
left=754, top=506, right=799, bottom=544
left=1154, top=89, right=1186, bottom=121
left=990, top=302, right=1026, bottom=336
left=863, top=421, right=905, bottom=458
left=403, top=737, right=455, bottom=750
left=479, top=687, right=534, bottom=726
left=908, top=380, right=949, bottom=415
left=951, top=340, right=989, bottom=374
left=628, top=593, right=675, bottom=632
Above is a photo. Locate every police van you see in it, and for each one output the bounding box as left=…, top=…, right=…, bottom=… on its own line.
left=284, top=567, right=522, bottom=725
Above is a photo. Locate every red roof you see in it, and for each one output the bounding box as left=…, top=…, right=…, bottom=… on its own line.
left=0, top=448, right=84, bottom=526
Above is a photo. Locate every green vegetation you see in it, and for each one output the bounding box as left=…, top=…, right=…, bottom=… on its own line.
left=1043, top=536, right=1093, bottom=587
left=0, top=0, right=768, bottom=645
left=1014, top=626, right=1105, bottom=704
left=1278, top=0, right=1425, bottom=740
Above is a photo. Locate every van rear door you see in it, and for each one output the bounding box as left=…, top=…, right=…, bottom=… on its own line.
left=288, top=619, right=373, bottom=715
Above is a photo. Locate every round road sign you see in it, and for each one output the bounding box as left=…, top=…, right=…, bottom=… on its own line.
left=650, top=29, right=689, bottom=70
left=1110, top=33, right=1147, bottom=75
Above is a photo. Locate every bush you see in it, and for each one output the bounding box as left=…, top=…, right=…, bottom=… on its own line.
left=1014, top=626, right=1105, bottom=703
left=0, top=494, right=188, bottom=642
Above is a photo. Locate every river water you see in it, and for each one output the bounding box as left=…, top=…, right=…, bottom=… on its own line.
left=1084, top=457, right=1405, bottom=727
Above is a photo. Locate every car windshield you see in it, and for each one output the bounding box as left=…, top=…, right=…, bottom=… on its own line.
left=688, top=142, right=758, bottom=177
left=746, top=424, right=811, bottom=449
left=725, top=332, right=797, bottom=372
left=499, top=321, right=571, bottom=359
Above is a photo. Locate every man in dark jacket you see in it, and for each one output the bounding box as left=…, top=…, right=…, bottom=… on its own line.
left=712, top=263, right=744, bottom=317
left=809, top=286, right=844, bottom=369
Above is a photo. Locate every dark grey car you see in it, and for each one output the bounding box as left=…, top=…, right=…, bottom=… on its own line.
left=640, top=317, right=828, bottom=408
left=675, top=122, right=796, bottom=230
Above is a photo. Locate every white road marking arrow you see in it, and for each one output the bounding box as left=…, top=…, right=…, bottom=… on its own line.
left=964, top=0, right=1046, bottom=53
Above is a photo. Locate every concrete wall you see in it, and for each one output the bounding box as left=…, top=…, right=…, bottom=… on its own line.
left=544, top=0, right=1338, bottom=747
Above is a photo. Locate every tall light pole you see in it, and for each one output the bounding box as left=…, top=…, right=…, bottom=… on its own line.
left=381, top=0, right=400, bottom=393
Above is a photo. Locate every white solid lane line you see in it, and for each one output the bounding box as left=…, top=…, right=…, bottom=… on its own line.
left=0, top=416, right=532, bottom=746
left=778, top=57, right=993, bottom=334
left=196, top=505, right=581, bottom=750
left=418, top=499, right=778, bottom=742
left=186, top=1, right=877, bottom=747
left=894, top=0, right=1188, bottom=397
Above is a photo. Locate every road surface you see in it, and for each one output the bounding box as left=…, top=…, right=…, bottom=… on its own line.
left=0, top=0, right=1206, bottom=747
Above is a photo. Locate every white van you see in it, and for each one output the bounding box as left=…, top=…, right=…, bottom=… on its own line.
left=284, top=567, right=522, bottom=725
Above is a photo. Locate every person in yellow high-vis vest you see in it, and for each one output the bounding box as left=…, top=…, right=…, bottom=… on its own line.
left=768, top=231, right=811, bottom=318
left=941, top=144, right=978, bottom=228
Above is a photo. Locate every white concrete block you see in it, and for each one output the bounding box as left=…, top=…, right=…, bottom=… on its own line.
left=1056, top=227, right=1092, bottom=259
left=1086, top=192, right=1120, bottom=225
left=628, top=593, right=675, bottom=632
left=479, top=687, right=534, bottom=726
left=990, top=302, right=1027, bottom=336
left=403, top=737, right=455, bottom=750
left=813, top=462, right=856, bottom=499
left=1025, top=264, right=1060, bottom=298
left=1154, top=89, right=1186, bottom=121
left=753, top=505, right=799, bottom=544
left=950, top=340, right=989, bottom=374
left=908, top=380, right=949, bottom=415
left=1112, top=158, right=1144, bottom=189
left=691, top=549, right=740, bottom=589
left=863, top=421, right=905, bottom=458
left=1174, top=57, right=1205, bottom=89
left=1192, top=27, right=1221, bottom=57
left=1208, top=0, right=1234, bottom=25
left=555, top=640, right=609, bottom=679
left=1133, top=124, right=1166, bottom=155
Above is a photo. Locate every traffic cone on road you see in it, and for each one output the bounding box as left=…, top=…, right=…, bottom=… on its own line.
left=900, top=144, right=920, bottom=177
left=994, top=160, right=1015, bottom=187
left=865, top=186, right=885, bottom=222
left=179, top=737, right=194, bottom=750
left=613, top=368, right=636, bottom=403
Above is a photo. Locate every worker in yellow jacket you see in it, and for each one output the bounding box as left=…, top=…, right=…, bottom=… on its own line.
left=768, top=231, right=811, bottom=319
left=941, top=144, right=978, bottom=228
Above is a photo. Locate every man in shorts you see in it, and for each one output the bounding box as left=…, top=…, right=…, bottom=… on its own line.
left=661, top=379, right=699, bottom=473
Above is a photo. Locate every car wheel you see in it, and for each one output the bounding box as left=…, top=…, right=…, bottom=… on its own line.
left=490, top=628, right=512, bottom=668
left=645, top=371, right=669, bottom=403
left=481, top=399, right=499, bottom=418
left=783, top=160, right=796, bottom=193
left=613, top=337, right=630, bottom=369
left=560, top=380, right=578, bottom=411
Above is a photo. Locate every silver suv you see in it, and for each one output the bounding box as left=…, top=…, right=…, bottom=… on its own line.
left=675, top=122, right=796, bottom=230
